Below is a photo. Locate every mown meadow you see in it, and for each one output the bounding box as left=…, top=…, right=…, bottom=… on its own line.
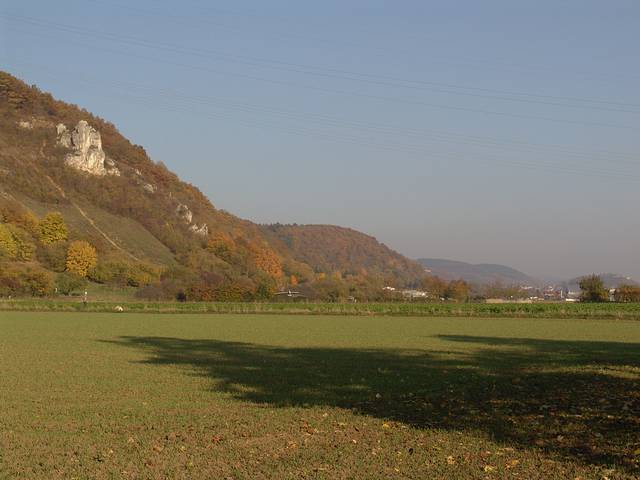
left=1, top=312, right=638, bottom=479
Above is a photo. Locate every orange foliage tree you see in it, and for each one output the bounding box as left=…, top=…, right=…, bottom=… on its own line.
left=250, top=243, right=283, bottom=279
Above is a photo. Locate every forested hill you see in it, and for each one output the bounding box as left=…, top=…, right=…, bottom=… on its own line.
left=262, top=224, right=426, bottom=284
left=0, top=71, right=425, bottom=300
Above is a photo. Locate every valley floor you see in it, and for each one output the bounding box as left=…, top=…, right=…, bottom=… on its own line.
left=1, top=313, right=639, bottom=479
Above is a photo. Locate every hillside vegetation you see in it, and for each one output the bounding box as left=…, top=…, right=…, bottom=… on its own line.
left=264, top=224, right=426, bottom=283
left=0, top=71, right=426, bottom=301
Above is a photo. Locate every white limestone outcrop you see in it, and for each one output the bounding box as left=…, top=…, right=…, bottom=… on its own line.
left=56, top=121, right=119, bottom=176
left=189, top=223, right=209, bottom=237
left=176, top=204, right=193, bottom=224
left=176, top=203, right=207, bottom=236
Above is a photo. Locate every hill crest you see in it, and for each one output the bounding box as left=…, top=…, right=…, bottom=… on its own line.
left=417, top=258, right=539, bottom=286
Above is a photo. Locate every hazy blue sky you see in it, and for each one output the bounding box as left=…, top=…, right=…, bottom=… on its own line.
left=2, top=1, right=639, bottom=280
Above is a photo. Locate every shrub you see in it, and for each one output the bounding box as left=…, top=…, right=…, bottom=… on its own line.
left=88, top=259, right=129, bottom=284
left=126, top=262, right=161, bottom=287
left=0, top=223, right=35, bottom=261
left=7, top=224, right=35, bottom=261
left=0, top=223, right=18, bottom=258
left=55, top=272, right=87, bottom=295
left=136, top=278, right=185, bottom=301
left=0, top=263, right=54, bottom=297
left=37, top=242, right=69, bottom=272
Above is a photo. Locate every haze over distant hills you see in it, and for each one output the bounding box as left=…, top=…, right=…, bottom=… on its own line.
left=562, top=273, right=639, bottom=292
left=417, top=258, right=639, bottom=289
left=417, top=258, right=539, bottom=286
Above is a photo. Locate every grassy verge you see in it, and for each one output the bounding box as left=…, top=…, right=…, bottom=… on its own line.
left=1, top=298, right=640, bottom=319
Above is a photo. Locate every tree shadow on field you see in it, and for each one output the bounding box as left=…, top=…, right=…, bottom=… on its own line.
left=106, top=335, right=640, bottom=473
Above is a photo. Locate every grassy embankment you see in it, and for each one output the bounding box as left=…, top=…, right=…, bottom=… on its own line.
left=1, top=297, right=640, bottom=319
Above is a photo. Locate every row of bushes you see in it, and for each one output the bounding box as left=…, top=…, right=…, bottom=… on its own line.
left=1, top=299, right=639, bottom=319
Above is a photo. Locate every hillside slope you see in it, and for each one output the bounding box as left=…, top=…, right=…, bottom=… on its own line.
left=263, top=224, right=426, bottom=284
left=417, top=258, right=539, bottom=286
left=0, top=71, right=424, bottom=300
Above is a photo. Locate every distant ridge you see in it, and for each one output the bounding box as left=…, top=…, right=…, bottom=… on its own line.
left=417, top=258, right=539, bottom=286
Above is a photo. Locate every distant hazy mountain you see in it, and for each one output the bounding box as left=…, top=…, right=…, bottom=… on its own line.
left=563, top=273, right=638, bottom=291
left=417, top=258, right=539, bottom=286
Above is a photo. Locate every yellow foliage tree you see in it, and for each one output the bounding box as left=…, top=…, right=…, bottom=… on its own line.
left=0, top=223, right=18, bottom=258
left=39, top=212, right=68, bottom=245
left=0, top=223, right=35, bottom=261
left=66, top=240, right=97, bottom=277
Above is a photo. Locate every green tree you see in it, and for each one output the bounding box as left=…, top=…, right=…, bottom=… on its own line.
left=66, top=240, right=97, bottom=277
left=55, top=272, right=87, bottom=295
left=579, top=274, right=609, bottom=302
left=39, top=212, right=68, bottom=245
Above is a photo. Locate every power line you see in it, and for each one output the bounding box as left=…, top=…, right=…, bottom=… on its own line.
left=5, top=22, right=639, bottom=132
left=7, top=57, right=638, bottom=165
left=98, top=0, right=640, bottom=86
left=4, top=13, right=640, bottom=114
left=8, top=61, right=639, bottom=183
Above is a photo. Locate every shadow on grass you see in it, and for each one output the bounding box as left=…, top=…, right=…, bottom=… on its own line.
left=106, top=335, right=640, bottom=472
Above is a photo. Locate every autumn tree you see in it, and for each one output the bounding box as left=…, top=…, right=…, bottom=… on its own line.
left=39, top=212, right=68, bottom=245
left=66, top=240, right=97, bottom=277
left=0, top=200, right=39, bottom=235
left=250, top=243, right=283, bottom=279
left=0, top=223, right=18, bottom=259
left=579, top=274, right=609, bottom=302
left=445, top=279, right=470, bottom=302
left=9, top=225, right=35, bottom=261
left=0, top=223, right=35, bottom=260
left=0, top=264, right=53, bottom=297
left=420, top=275, right=447, bottom=299
left=207, top=232, right=236, bottom=261
left=613, top=284, right=640, bottom=303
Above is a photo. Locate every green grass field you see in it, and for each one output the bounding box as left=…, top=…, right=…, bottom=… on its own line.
left=1, top=312, right=638, bottom=479
left=3, top=299, right=640, bottom=320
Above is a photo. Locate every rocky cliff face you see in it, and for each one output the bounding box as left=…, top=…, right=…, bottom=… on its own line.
left=175, top=203, right=208, bottom=236
left=57, top=120, right=120, bottom=176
